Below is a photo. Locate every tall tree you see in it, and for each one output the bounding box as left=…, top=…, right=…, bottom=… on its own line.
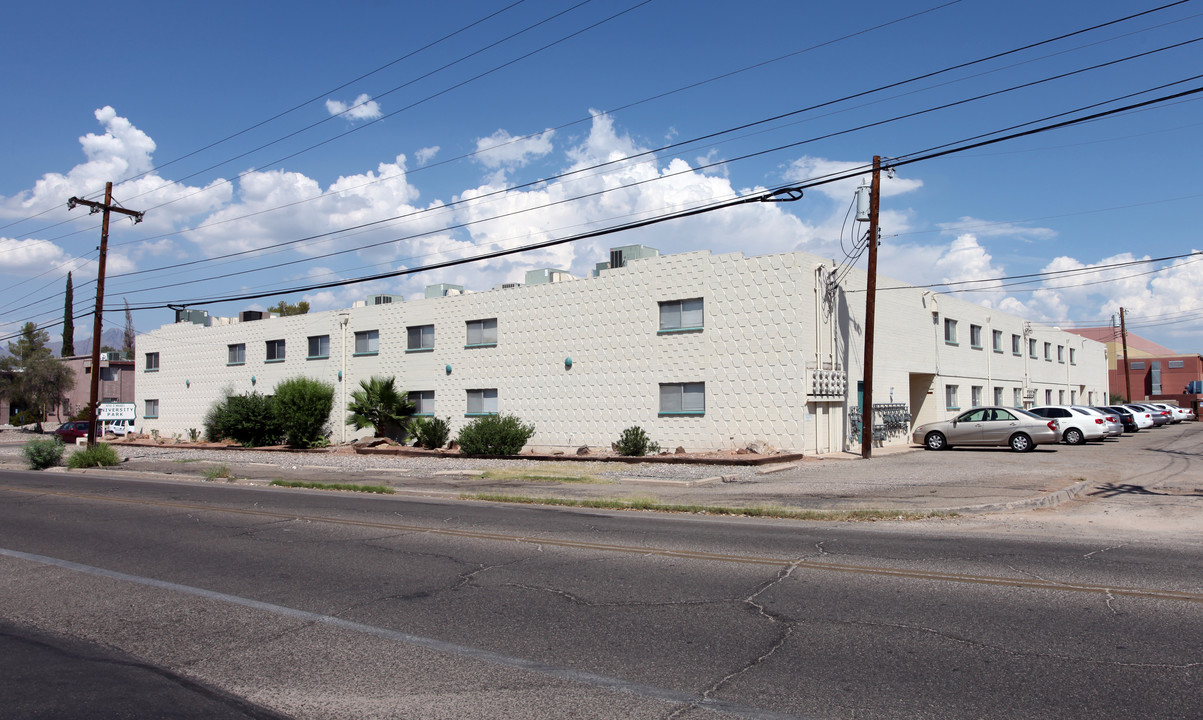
left=122, top=299, right=136, bottom=360
left=0, top=322, right=75, bottom=432
left=268, top=300, right=310, bottom=316
left=61, top=272, right=75, bottom=357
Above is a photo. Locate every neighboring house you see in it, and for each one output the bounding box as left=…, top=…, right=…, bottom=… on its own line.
left=59, top=354, right=137, bottom=423
left=1064, top=327, right=1203, bottom=413
left=137, top=246, right=1107, bottom=453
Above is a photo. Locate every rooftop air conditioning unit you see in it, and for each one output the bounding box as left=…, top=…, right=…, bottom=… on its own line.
left=608, top=244, right=659, bottom=269
left=368, top=294, right=401, bottom=305
left=239, top=310, right=266, bottom=322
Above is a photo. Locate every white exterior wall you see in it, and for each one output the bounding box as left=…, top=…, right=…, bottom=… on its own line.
left=137, top=248, right=1107, bottom=452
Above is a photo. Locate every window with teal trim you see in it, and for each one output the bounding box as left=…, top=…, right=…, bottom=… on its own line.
left=145, top=398, right=159, bottom=419
left=659, top=382, right=705, bottom=415
left=407, top=324, right=434, bottom=351
left=354, top=329, right=378, bottom=355
left=308, top=335, right=330, bottom=359
left=144, top=352, right=159, bottom=371
left=409, top=390, right=434, bottom=415
left=466, top=388, right=497, bottom=415
left=466, top=319, right=497, bottom=347
left=265, top=339, right=285, bottom=362
left=659, top=298, right=703, bottom=332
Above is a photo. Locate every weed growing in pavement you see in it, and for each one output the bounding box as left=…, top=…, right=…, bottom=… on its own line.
left=269, top=480, right=395, bottom=494
left=480, top=467, right=608, bottom=484
left=203, top=464, right=235, bottom=481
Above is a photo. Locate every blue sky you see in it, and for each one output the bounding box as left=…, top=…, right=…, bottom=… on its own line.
left=2, top=0, right=1201, bottom=353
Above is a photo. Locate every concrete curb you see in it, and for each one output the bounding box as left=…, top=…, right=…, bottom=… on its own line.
left=936, top=479, right=1095, bottom=515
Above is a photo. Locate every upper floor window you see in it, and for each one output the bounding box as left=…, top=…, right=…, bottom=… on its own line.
left=266, top=339, right=286, bottom=362
left=992, top=330, right=1003, bottom=353
left=1029, top=339, right=1038, bottom=358
left=308, top=335, right=330, bottom=359
left=1070, top=348, right=1076, bottom=365
left=1168, top=360, right=1185, bottom=369
left=1057, top=345, right=1065, bottom=363
left=354, top=330, right=379, bottom=356
left=1043, top=342, right=1052, bottom=361
left=969, top=324, right=983, bottom=349
left=228, top=343, right=246, bottom=365
left=466, top=319, right=498, bottom=347
left=407, top=325, right=435, bottom=352
left=1130, top=361, right=1146, bottom=370
left=1012, top=334, right=1022, bottom=355
left=145, top=352, right=159, bottom=371
left=659, top=298, right=704, bottom=333
left=944, top=318, right=958, bottom=345
left=660, top=382, right=705, bottom=415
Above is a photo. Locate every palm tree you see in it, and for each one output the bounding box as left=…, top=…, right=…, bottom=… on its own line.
left=345, top=376, right=414, bottom=441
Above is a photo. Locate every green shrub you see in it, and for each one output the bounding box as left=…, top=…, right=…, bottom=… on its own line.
left=413, top=416, right=451, bottom=449
left=22, top=436, right=64, bottom=470
left=346, top=376, right=414, bottom=441
left=456, top=414, right=535, bottom=456
left=206, top=392, right=283, bottom=447
left=67, top=443, right=120, bottom=469
left=615, top=426, right=660, bottom=456
left=273, top=376, right=334, bottom=448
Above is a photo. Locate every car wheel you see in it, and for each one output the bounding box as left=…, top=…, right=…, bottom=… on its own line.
left=1009, top=433, right=1034, bottom=452
left=924, top=432, right=947, bottom=451
left=1063, top=427, right=1084, bottom=445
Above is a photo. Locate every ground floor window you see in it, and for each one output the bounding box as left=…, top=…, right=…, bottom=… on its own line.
left=659, top=382, right=705, bottom=415
left=466, top=388, right=498, bottom=415
left=945, top=384, right=959, bottom=410
left=410, top=390, right=435, bottom=415
left=145, top=399, right=159, bottom=418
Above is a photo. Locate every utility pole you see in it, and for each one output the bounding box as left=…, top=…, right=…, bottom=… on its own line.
left=861, top=156, right=882, bottom=459
left=67, top=182, right=144, bottom=447
left=1119, top=307, right=1132, bottom=402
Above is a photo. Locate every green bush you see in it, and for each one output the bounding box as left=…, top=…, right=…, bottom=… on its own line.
left=206, top=392, right=283, bottom=447
left=346, top=376, right=414, bottom=441
left=413, top=416, right=451, bottom=449
left=615, top=426, right=661, bottom=457
left=456, top=414, right=535, bottom=456
left=22, top=436, right=64, bottom=470
left=67, top=443, right=120, bottom=469
left=273, top=376, right=334, bottom=448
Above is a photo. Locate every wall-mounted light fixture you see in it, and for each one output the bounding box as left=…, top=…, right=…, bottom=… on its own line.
left=445, top=364, right=452, bottom=375
left=564, top=357, right=573, bottom=369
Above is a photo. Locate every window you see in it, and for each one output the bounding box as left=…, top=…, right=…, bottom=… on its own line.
left=993, top=387, right=1004, bottom=405
left=228, top=343, right=246, bottom=365
left=466, top=388, right=498, bottom=415
left=1168, top=360, right=1185, bottom=369
left=660, top=382, right=705, bottom=415
left=1012, top=334, right=1022, bottom=355
left=1070, top=390, right=1077, bottom=404
left=354, top=330, right=379, bottom=355
left=466, top=318, right=498, bottom=347
left=944, top=384, right=959, bottom=410
left=145, top=399, right=159, bottom=418
left=659, top=298, right=704, bottom=332
left=145, top=352, right=159, bottom=372
left=944, top=318, right=958, bottom=345
left=265, top=339, right=286, bottom=362
left=308, top=335, right=330, bottom=359
left=971, top=386, right=983, bottom=407
left=1045, top=389, right=1052, bottom=404
left=99, top=366, right=118, bottom=382
left=1029, top=339, right=1038, bottom=358
left=992, top=330, right=1003, bottom=353
left=1058, top=390, right=1064, bottom=404
left=1057, top=345, right=1065, bottom=363
left=1044, top=342, right=1052, bottom=361
left=1070, top=348, right=1076, bottom=365
left=409, top=390, right=435, bottom=415
left=407, top=325, right=434, bottom=352
left=1130, top=361, right=1146, bottom=370
left=1013, top=388, right=1023, bottom=407
left=970, top=324, right=982, bottom=349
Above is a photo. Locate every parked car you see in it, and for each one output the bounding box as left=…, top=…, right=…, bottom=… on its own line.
left=1148, top=403, right=1183, bottom=424
left=1116, top=405, right=1155, bottom=430
left=1170, top=405, right=1195, bottom=421
left=912, top=406, right=1060, bottom=452
left=1028, top=406, right=1109, bottom=444
left=102, top=418, right=138, bottom=436
left=1073, top=406, right=1123, bottom=437
left=1100, top=405, right=1142, bottom=432
left=1129, top=403, right=1171, bottom=426
left=52, top=421, right=90, bottom=442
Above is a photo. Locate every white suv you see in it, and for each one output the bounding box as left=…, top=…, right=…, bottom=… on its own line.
left=102, top=419, right=138, bottom=436
left=1028, top=406, right=1109, bottom=445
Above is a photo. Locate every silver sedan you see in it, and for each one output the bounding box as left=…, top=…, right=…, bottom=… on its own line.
left=912, top=406, right=1061, bottom=452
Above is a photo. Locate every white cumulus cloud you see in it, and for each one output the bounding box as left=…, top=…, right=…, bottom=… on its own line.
left=325, top=94, right=382, bottom=122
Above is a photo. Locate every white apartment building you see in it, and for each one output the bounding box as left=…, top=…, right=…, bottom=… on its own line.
left=136, top=246, right=1107, bottom=454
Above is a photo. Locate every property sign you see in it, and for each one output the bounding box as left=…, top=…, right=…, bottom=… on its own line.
left=97, top=402, right=135, bottom=421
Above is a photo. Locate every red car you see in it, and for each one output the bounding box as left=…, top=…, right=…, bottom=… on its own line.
left=52, top=421, right=91, bottom=442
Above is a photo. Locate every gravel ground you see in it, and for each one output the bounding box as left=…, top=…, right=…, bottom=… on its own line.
left=0, top=428, right=769, bottom=482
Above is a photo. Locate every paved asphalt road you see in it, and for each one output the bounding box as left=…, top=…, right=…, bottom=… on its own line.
left=1, top=462, right=1200, bottom=719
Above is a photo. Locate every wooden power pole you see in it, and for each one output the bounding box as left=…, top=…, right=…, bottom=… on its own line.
left=861, top=156, right=882, bottom=459
left=67, top=182, right=144, bottom=447
left=1119, top=307, right=1132, bottom=402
